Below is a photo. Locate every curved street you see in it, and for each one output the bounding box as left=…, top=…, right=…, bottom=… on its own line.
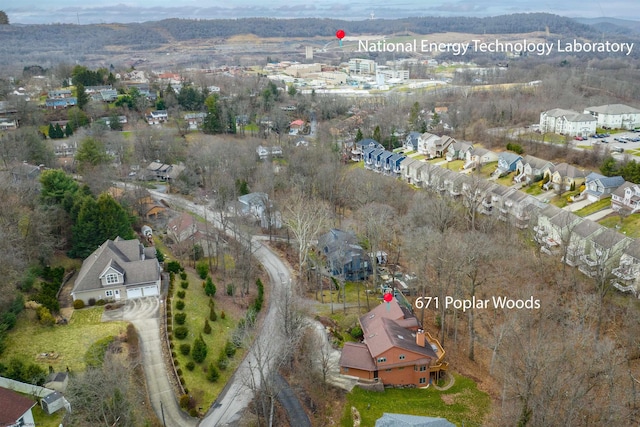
left=149, top=191, right=311, bottom=427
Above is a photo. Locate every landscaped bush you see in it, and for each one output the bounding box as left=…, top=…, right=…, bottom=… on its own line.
left=350, top=326, right=364, bottom=340
left=207, top=363, right=220, bottom=382
left=179, top=343, right=191, bottom=356
left=171, top=351, right=177, bottom=358
left=174, top=312, right=187, bottom=325
left=167, top=326, right=173, bottom=333
left=73, top=300, right=85, bottom=309
left=36, top=306, right=55, bottom=326
left=177, top=290, right=185, bottom=299
left=217, top=349, right=228, bottom=371
left=224, top=340, right=236, bottom=358
left=196, top=261, right=208, bottom=279
left=220, top=310, right=225, bottom=320
left=205, top=277, right=216, bottom=297
left=192, top=334, right=207, bottom=363
left=174, top=326, right=189, bottom=339
left=175, top=300, right=185, bottom=310
left=179, top=394, right=190, bottom=409
left=209, top=306, right=217, bottom=322
left=226, top=284, right=233, bottom=296
left=176, top=368, right=183, bottom=376
left=179, top=271, right=188, bottom=280
left=88, top=298, right=96, bottom=306
left=167, top=261, right=183, bottom=274
left=203, top=319, right=211, bottom=334
left=186, top=361, right=195, bottom=371
left=189, top=408, right=198, bottom=417
left=95, top=299, right=106, bottom=306
left=180, top=281, right=189, bottom=289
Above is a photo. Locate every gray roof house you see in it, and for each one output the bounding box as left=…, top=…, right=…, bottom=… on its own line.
left=404, top=132, right=421, bottom=152
left=583, top=172, right=625, bottom=202
left=579, top=228, right=631, bottom=278
left=71, top=237, right=161, bottom=303
left=445, top=140, right=473, bottom=162
left=563, top=219, right=605, bottom=267
left=317, top=229, right=371, bottom=281
left=515, top=155, right=554, bottom=184
left=612, top=239, right=640, bottom=295
left=611, top=181, right=640, bottom=213
left=495, top=152, right=522, bottom=176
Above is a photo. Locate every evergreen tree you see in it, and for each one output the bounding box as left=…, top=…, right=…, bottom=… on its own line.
left=54, top=123, right=64, bottom=139
left=355, top=128, right=363, bottom=142
left=192, top=334, right=207, bottom=363
left=48, top=123, right=55, bottom=139
left=75, top=137, right=111, bottom=172
left=203, top=94, right=223, bottom=134
left=76, top=83, right=89, bottom=111
left=372, top=125, right=382, bottom=143
left=156, top=98, right=166, bottom=111
left=0, top=11, right=9, bottom=25
left=207, top=363, right=219, bottom=382
left=39, top=169, right=79, bottom=207
left=205, top=277, right=216, bottom=297
left=65, top=123, right=73, bottom=137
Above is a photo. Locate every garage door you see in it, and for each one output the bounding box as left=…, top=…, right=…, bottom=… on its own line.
left=126, top=288, right=143, bottom=299
left=142, top=285, right=159, bottom=297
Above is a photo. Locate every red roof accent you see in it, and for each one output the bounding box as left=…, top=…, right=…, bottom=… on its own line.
left=0, top=387, right=36, bottom=425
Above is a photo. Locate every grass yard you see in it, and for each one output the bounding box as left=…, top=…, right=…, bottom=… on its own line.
left=479, top=161, right=498, bottom=177
left=32, top=401, right=65, bottom=427
left=577, top=145, right=593, bottom=150
left=170, top=269, right=244, bottom=409
left=574, top=198, right=611, bottom=217
left=495, top=172, right=515, bottom=187
left=340, top=374, right=490, bottom=427
left=444, top=159, right=464, bottom=171
left=598, top=213, right=640, bottom=238
left=0, top=307, right=127, bottom=372
left=428, top=157, right=444, bottom=164
left=523, top=183, right=544, bottom=196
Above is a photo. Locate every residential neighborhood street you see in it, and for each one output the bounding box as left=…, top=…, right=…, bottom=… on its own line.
left=148, top=190, right=310, bottom=427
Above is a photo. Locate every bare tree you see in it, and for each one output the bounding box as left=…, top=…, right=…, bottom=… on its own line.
left=280, top=188, right=331, bottom=281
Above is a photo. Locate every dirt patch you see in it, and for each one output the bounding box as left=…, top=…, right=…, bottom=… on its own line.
left=441, top=393, right=457, bottom=405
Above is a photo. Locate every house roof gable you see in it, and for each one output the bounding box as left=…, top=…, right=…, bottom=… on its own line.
left=0, top=387, right=36, bottom=425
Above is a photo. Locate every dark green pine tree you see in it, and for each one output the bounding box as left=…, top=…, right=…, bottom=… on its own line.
left=65, top=123, right=73, bottom=137
left=203, top=94, right=223, bottom=134
left=355, top=128, right=364, bottom=142
left=48, top=123, right=55, bottom=139
left=192, top=334, right=208, bottom=363
left=372, top=125, right=382, bottom=143
left=76, top=83, right=89, bottom=110
left=54, top=123, right=64, bottom=138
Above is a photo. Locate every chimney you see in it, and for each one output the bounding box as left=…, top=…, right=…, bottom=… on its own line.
left=416, top=329, right=425, bottom=347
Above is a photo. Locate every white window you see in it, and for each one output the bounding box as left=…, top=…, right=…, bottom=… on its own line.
left=105, top=290, right=114, bottom=297
left=377, top=357, right=386, bottom=363
left=419, top=377, right=426, bottom=384
left=106, top=273, right=119, bottom=284
left=399, top=354, right=405, bottom=360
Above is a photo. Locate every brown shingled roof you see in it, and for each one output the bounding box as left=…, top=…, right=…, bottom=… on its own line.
left=0, top=387, right=36, bottom=425
left=339, top=342, right=377, bottom=371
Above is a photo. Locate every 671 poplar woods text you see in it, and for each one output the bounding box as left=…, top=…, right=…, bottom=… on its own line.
left=415, top=296, right=541, bottom=312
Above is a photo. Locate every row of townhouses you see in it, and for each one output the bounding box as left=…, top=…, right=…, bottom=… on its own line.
left=354, top=134, right=640, bottom=297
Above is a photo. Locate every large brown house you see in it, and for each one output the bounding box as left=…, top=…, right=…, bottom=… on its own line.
left=339, top=298, right=447, bottom=386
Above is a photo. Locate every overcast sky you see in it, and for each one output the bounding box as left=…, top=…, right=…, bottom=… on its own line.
left=2, top=1, right=639, bottom=25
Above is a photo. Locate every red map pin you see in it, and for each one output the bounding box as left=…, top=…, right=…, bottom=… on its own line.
left=383, top=292, right=393, bottom=303
left=336, top=29, right=345, bottom=47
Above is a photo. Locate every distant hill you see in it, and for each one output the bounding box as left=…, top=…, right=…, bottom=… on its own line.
left=1, top=13, right=638, bottom=72
left=573, top=17, right=640, bottom=34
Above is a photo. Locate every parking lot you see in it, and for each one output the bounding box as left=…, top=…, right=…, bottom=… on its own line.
left=585, top=130, right=640, bottom=157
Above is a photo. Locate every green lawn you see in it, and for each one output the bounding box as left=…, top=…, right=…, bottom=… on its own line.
left=428, top=157, right=444, bottom=164
left=495, top=171, right=515, bottom=186
left=340, top=374, right=490, bottom=427
left=479, top=161, right=498, bottom=177
left=0, top=307, right=127, bottom=372
left=32, top=401, right=65, bottom=427
left=599, top=213, right=640, bottom=238
left=574, top=198, right=611, bottom=217
left=521, top=132, right=567, bottom=144
left=443, top=160, right=464, bottom=171
left=523, top=183, right=544, bottom=196
left=170, top=270, right=244, bottom=410
left=577, top=145, right=593, bottom=150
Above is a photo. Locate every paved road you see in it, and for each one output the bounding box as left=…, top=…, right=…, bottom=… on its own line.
left=150, top=191, right=310, bottom=427
left=102, top=297, right=198, bottom=427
